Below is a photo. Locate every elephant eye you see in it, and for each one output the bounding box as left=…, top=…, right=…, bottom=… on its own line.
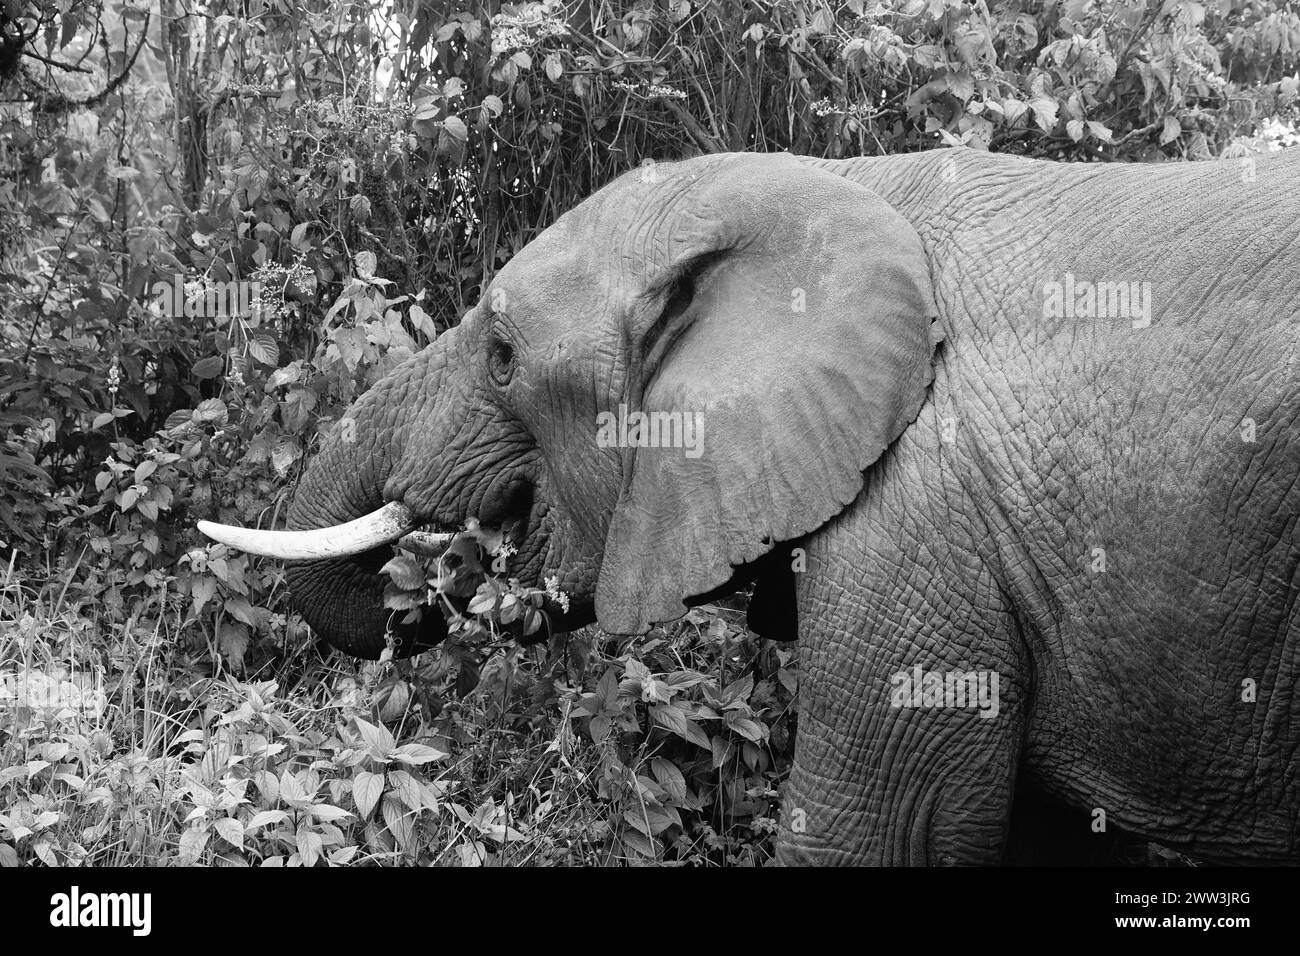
left=487, top=334, right=516, bottom=385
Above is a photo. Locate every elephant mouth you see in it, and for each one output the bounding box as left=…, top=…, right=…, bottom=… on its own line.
left=198, top=472, right=575, bottom=650
left=473, top=473, right=537, bottom=548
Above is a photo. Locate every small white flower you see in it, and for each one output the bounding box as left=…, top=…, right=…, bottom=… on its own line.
left=543, top=576, right=571, bottom=614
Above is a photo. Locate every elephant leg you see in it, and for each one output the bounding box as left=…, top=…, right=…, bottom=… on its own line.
left=776, top=511, right=1026, bottom=865
left=777, top=646, right=1024, bottom=863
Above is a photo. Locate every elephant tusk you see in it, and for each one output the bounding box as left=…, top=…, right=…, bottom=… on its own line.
left=198, top=501, right=429, bottom=560
left=394, top=529, right=456, bottom=557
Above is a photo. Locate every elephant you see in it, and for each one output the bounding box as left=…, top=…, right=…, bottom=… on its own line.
left=201, top=145, right=1300, bottom=865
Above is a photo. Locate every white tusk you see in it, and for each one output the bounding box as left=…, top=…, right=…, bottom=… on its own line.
left=395, top=530, right=456, bottom=557
left=198, top=501, right=420, bottom=560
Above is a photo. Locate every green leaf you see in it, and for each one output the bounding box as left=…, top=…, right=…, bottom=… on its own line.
left=710, top=735, right=734, bottom=768
left=279, top=771, right=313, bottom=808
left=381, top=794, right=415, bottom=851
left=725, top=712, right=767, bottom=742
left=466, top=584, right=499, bottom=616
left=296, top=826, right=322, bottom=867
left=266, top=365, right=301, bottom=389
left=408, top=304, right=437, bottom=340
left=945, top=68, right=974, bottom=102
left=289, top=221, right=312, bottom=251
left=623, top=658, right=652, bottom=683
left=224, top=595, right=260, bottom=627
left=388, top=770, right=423, bottom=811
left=682, top=719, right=711, bottom=749
left=439, top=116, right=468, bottom=153
left=651, top=758, right=687, bottom=803
left=353, top=250, right=377, bottom=279
left=332, top=327, right=369, bottom=371
left=1028, top=93, right=1059, bottom=133
left=380, top=554, right=426, bottom=590
left=413, top=96, right=440, bottom=121
left=246, top=809, right=288, bottom=831
left=620, top=830, right=658, bottom=858
left=164, top=409, right=195, bottom=434
left=1086, top=120, right=1114, bottom=143
left=308, top=804, right=353, bottom=823
left=214, top=817, right=244, bottom=849
left=353, top=771, right=383, bottom=819
left=280, top=386, right=316, bottom=431
left=377, top=675, right=411, bottom=722
left=248, top=334, right=279, bottom=366
left=355, top=717, right=395, bottom=759
left=389, top=743, right=448, bottom=766
left=271, top=441, right=301, bottom=477
left=719, top=673, right=754, bottom=707
left=195, top=398, right=228, bottom=423
left=177, top=827, right=210, bottom=865
left=330, top=846, right=359, bottom=866
left=191, top=356, right=225, bottom=380
left=650, top=702, right=689, bottom=738
left=663, top=670, right=708, bottom=691
left=644, top=805, right=680, bottom=835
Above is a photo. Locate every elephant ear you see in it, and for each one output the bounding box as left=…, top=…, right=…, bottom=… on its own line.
left=595, top=153, right=940, bottom=634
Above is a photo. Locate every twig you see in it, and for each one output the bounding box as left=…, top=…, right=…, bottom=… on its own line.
left=21, top=49, right=93, bottom=74
left=663, top=97, right=725, bottom=153
left=31, top=11, right=151, bottom=114
left=22, top=205, right=87, bottom=363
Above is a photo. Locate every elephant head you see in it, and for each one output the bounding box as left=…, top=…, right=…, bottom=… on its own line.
left=201, top=153, right=940, bottom=658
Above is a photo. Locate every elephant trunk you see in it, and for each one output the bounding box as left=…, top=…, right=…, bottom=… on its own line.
left=280, top=335, right=458, bottom=658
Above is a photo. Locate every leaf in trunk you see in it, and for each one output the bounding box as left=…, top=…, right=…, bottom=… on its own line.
left=380, top=554, right=427, bottom=590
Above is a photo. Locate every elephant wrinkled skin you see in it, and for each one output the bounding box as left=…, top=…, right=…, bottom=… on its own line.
left=209, top=147, right=1300, bottom=865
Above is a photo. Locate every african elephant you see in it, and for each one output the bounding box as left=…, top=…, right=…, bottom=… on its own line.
left=201, top=146, right=1300, bottom=865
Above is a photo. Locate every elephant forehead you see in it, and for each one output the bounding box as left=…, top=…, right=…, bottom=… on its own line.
left=522, top=154, right=725, bottom=257
left=490, top=151, right=812, bottom=323
left=493, top=219, right=629, bottom=322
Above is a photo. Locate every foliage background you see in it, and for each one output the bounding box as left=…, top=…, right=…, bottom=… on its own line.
left=0, top=0, right=1296, bottom=866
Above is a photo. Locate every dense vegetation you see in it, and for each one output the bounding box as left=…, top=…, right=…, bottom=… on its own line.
left=1, top=0, right=1296, bottom=866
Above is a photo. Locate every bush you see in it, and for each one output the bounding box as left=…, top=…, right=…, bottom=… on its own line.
left=1, top=563, right=792, bottom=865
